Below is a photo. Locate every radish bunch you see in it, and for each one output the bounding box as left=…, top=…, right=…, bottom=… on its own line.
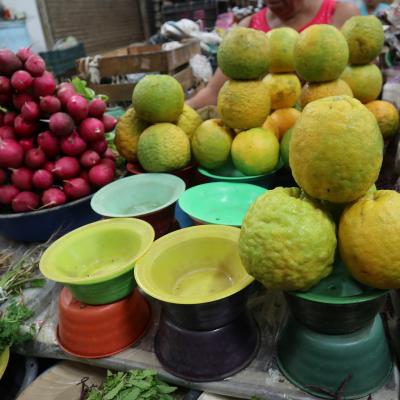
left=0, top=48, right=117, bottom=213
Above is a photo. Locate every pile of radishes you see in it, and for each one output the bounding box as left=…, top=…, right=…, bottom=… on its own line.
left=0, top=48, right=117, bottom=213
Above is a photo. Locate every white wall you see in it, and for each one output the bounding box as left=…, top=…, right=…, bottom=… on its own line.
left=3, top=0, right=47, bottom=52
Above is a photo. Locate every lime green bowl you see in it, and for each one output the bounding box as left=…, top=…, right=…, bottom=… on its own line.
left=178, top=182, right=266, bottom=226
left=40, top=218, right=155, bottom=305
left=0, top=347, right=9, bottom=381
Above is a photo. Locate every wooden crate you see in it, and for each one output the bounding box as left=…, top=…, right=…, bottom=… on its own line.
left=77, top=39, right=201, bottom=102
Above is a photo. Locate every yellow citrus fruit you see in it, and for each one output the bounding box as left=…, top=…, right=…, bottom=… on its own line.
left=365, top=100, right=399, bottom=139
left=341, top=15, right=384, bottom=65
left=137, top=123, right=190, bottom=172
left=114, top=107, right=149, bottom=162
left=264, top=107, right=301, bottom=141
left=290, top=96, right=383, bottom=203
left=294, top=24, right=349, bottom=82
left=176, top=104, right=203, bottom=139
left=262, top=117, right=278, bottom=136
left=300, top=79, right=353, bottom=109
left=217, top=80, right=271, bottom=130
left=262, top=73, right=301, bottom=110
left=340, top=64, right=383, bottom=104
left=239, top=187, right=337, bottom=291
left=266, top=27, right=299, bottom=73
left=339, top=190, right=400, bottom=289
left=191, top=119, right=233, bottom=169
left=280, top=127, right=294, bottom=169
left=231, top=127, right=279, bottom=175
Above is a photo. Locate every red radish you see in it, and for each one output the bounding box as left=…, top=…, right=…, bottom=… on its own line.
left=37, top=130, right=60, bottom=158
left=0, top=93, right=11, bottom=106
left=19, top=137, right=34, bottom=151
left=89, top=138, right=107, bottom=155
left=60, top=131, right=87, bottom=156
left=53, top=157, right=80, bottom=179
left=79, top=170, right=89, bottom=181
left=40, top=96, right=61, bottom=114
left=58, top=82, right=74, bottom=91
left=63, top=177, right=91, bottom=199
left=0, top=168, right=6, bottom=184
left=11, top=70, right=33, bottom=92
left=16, top=47, right=34, bottom=62
left=102, top=114, right=117, bottom=132
left=49, top=112, right=74, bottom=136
left=57, top=86, right=76, bottom=107
left=0, top=49, right=23, bottom=76
left=0, top=185, right=20, bottom=204
left=0, top=76, right=11, bottom=94
left=21, top=101, right=40, bottom=121
left=33, top=71, right=56, bottom=97
left=14, top=115, right=37, bottom=137
left=0, top=139, right=24, bottom=168
left=11, top=167, right=33, bottom=190
left=0, top=126, right=15, bottom=140
left=43, top=160, right=55, bottom=173
left=24, top=55, right=46, bottom=77
left=32, top=169, right=53, bottom=189
left=80, top=150, right=100, bottom=168
left=103, top=148, right=116, bottom=160
left=13, top=93, right=34, bottom=110
left=79, top=118, right=104, bottom=142
left=12, top=191, right=40, bottom=212
left=88, top=164, right=114, bottom=187
left=41, top=188, right=66, bottom=207
left=89, top=99, right=106, bottom=118
left=67, top=95, right=89, bottom=121
left=25, top=148, right=46, bottom=169
left=4, top=112, right=16, bottom=127
left=99, top=158, right=115, bottom=172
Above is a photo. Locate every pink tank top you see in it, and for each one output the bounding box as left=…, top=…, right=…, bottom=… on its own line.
left=250, top=0, right=336, bottom=32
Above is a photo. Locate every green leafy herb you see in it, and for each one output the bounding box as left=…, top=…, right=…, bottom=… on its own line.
left=81, top=369, right=177, bottom=400
left=71, top=77, right=109, bottom=102
left=0, top=300, right=35, bottom=354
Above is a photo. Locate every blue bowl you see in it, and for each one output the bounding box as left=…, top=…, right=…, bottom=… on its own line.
left=0, top=194, right=101, bottom=242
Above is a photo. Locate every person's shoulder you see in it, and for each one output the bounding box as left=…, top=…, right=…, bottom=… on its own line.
left=333, top=1, right=360, bottom=27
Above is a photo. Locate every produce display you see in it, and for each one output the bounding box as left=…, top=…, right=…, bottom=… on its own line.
left=0, top=49, right=117, bottom=213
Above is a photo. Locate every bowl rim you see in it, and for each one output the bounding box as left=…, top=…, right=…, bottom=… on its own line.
left=178, top=182, right=266, bottom=226
left=90, top=173, right=186, bottom=218
left=134, top=225, right=254, bottom=305
left=39, top=218, right=155, bottom=285
left=0, top=347, right=9, bottom=380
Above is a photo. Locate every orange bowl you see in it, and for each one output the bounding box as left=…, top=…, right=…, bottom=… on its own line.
left=57, top=287, right=151, bottom=358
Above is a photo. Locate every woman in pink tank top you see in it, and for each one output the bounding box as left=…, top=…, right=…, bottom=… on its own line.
left=187, top=0, right=359, bottom=109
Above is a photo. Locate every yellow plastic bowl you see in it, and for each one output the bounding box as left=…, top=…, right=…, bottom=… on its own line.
left=0, top=347, right=9, bottom=380
left=134, top=225, right=254, bottom=305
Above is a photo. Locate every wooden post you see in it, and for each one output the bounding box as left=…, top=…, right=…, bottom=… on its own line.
left=138, top=0, right=150, bottom=39
left=36, top=0, right=54, bottom=50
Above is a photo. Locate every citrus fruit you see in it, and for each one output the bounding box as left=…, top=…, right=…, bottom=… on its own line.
left=294, top=24, right=349, bottom=82
left=341, top=15, right=384, bottom=65
left=340, top=64, right=382, bottom=103
left=290, top=96, right=383, bottom=203
left=114, top=107, right=149, bottom=162
left=300, top=79, right=353, bottom=109
left=217, top=27, right=269, bottom=80
left=263, top=108, right=301, bottom=141
left=262, top=73, right=301, bottom=110
left=339, top=190, right=400, bottom=289
left=231, top=127, right=279, bottom=175
left=191, top=119, right=233, bottom=169
left=132, top=75, right=184, bottom=123
left=365, top=100, right=399, bottom=139
left=217, top=80, right=270, bottom=130
left=262, top=117, right=278, bottom=136
left=266, top=27, right=299, bottom=73
left=239, top=187, right=337, bottom=291
left=137, top=123, right=190, bottom=172
left=177, top=104, right=203, bottom=139
left=280, top=127, right=293, bottom=169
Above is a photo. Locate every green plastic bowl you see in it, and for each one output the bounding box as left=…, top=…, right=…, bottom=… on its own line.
left=198, top=157, right=283, bottom=188
left=178, top=182, right=266, bottom=226
left=277, top=316, right=393, bottom=399
left=40, top=218, right=155, bottom=305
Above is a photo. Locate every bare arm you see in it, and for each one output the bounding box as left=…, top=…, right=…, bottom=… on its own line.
left=332, top=1, right=360, bottom=28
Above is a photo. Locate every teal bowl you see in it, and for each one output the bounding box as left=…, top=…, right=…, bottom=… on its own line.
left=178, top=182, right=266, bottom=226
left=277, top=316, right=393, bottom=399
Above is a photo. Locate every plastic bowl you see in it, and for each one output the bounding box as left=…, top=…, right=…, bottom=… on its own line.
left=57, top=287, right=151, bottom=358
left=40, top=218, right=154, bottom=305
left=0, top=194, right=100, bottom=242
left=178, top=182, right=265, bottom=226
left=277, top=316, right=393, bottom=399
left=0, top=347, right=9, bottom=380
left=197, top=158, right=283, bottom=188
left=91, top=173, right=185, bottom=238
left=286, top=259, right=388, bottom=334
